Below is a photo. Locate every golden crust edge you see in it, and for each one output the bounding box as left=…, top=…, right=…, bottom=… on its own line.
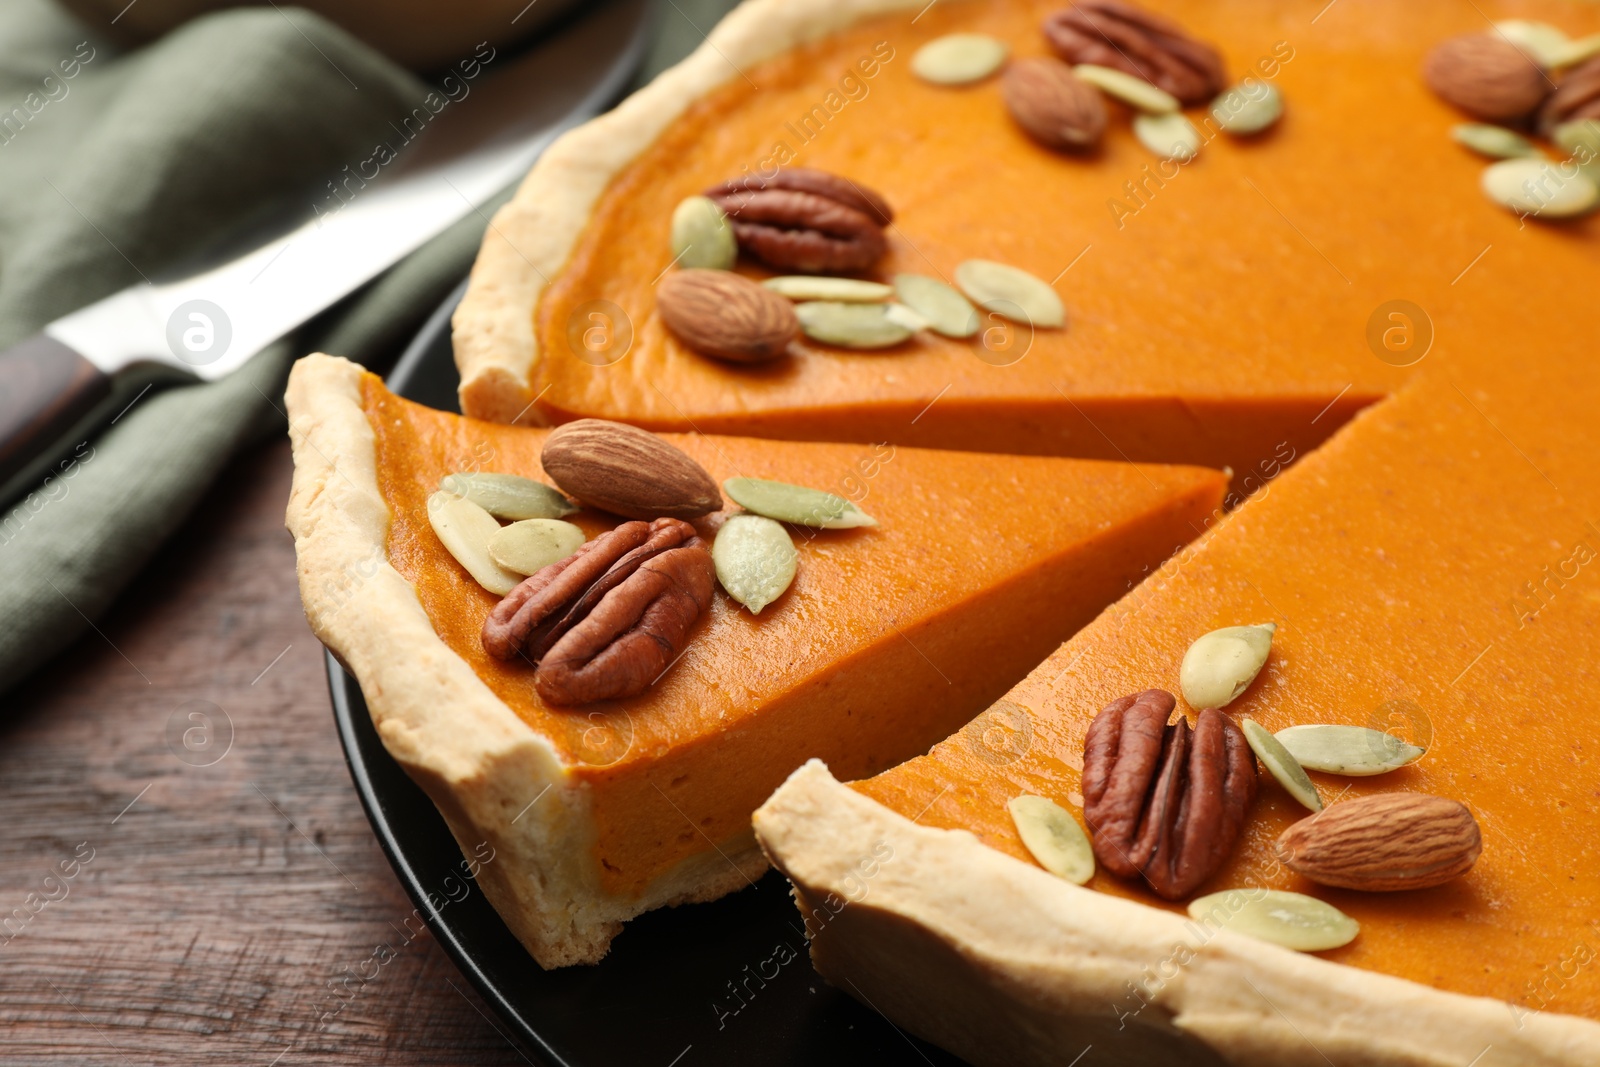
left=283, top=353, right=765, bottom=967
left=753, top=760, right=1600, bottom=1067
left=450, top=0, right=925, bottom=423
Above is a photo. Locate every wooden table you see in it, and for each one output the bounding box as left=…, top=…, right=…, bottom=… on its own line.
left=0, top=438, right=531, bottom=1065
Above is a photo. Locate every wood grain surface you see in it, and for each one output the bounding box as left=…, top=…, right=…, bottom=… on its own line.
left=0, top=437, right=530, bottom=1066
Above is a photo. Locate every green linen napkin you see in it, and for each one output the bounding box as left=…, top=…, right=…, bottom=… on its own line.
left=0, top=0, right=739, bottom=695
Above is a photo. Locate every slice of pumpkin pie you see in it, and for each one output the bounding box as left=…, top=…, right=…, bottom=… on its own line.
left=754, top=360, right=1600, bottom=1065
left=284, top=353, right=1225, bottom=966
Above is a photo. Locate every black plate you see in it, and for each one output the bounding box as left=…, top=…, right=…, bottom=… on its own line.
left=326, top=281, right=967, bottom=1066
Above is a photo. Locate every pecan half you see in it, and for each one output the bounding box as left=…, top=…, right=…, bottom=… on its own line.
left=704, top=168, right=892, bottom=273
left=706, top=168, right=893, bottom=224
left=1043, top=1, right=1226, bottom=107
left=482, top=518, right=715, bottom=705
left=1082, top=690, right=1257, bottom=900
left=1540, top=56, right=1600, bottom=135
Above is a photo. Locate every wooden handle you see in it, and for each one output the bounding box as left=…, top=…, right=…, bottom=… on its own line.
left=0, top=335, right=111, bottom=490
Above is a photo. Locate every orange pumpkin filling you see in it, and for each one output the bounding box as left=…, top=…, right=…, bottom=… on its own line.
left=361, top=375, right=1226, bottom=897
left=528, top=0, right=1596, bottom=491
left=856, top=362, right=1600, bottom=1017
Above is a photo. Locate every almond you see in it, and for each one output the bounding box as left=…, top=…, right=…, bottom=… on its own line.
left=1275, top=792, right=1481, bottom=892
left=657, top=269, right=797, bottom=363
left=1002, top=57, right=1107, bottom=152
left=541, top=419, right=721, bottom=519
left=1424, top=34, right=1550, bottom=123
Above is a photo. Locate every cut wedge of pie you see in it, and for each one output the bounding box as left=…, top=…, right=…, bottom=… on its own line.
left=453, top=0, right=1596, bottom=493
left=755, top=358, right=1600, bottom=1064
left=284, top=353, right=1225, bottom=966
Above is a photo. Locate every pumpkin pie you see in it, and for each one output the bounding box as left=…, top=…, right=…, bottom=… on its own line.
left=754, top=356, right=1600, bottom=1064
left=452, top=0, right=1596, bottom=496
left=284, top=352, right=1225, bottom=966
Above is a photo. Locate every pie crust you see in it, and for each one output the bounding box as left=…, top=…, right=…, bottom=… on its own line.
left=755, top=760, right=1600, bottom=1067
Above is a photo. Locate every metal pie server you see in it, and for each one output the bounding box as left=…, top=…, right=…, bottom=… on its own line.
left=0, top=0, right=651, bottom=509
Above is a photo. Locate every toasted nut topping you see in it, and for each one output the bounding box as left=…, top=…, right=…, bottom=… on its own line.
left=542, top=419, right=722, bottom=519
left=1540, top=55, right=1600, bottom=135
left=1043, top=1, right=1225, bottom=106
left=482, top=518, right=715, bottom=705
left=1424, top=34, right=1550, bottom=123
left=657, top=269, right=798, bottom=364
left=1002, top=57, right=1108, bottom=152
left=1275, top=793, right=1482, bottom=892
left=1082, top=691, right=1257, bottom=899
left=705, top=168, right=893, bottom=273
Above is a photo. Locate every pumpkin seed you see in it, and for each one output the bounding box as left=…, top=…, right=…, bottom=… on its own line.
left=1179, top=623, right=1274, bottom=709
left=670, top=195, right=737, bottom=271
left=440, top=472, right=578, bottom=520
left=1482, top=158, right=1600, bottom=218
left=426, top=491, right=522, bottom=596
left=893, top=273, right=980, bottom=338
left=1548, top=33, right=1600, bottom=69
left=912, top=33, right=1009, bottom=86
left=1007, top=794, right=1094, bottom=885
left=1555, top=118, right=1600, bottom=160
left=795, top=301, right=914, bottom=348
left=763, top=276, right=893, bottom=302
left=883, top=302, right=930, bottom=332
left=1210, top=82, right=1282, bottom=135
left=487, top=519, right=587, bottom=576
left=1451, top=123, right=1540, bottom=159
left=1072, top=64, right=1179, bottom=113
left=1493, top=20, right=1570, bottom=67
left=713, top=514, right=797, bottom=614
left=1133, top=111, right=1202, bottom=161
left=1556, top=119, right=1600, bottom=184
left=1242, top=718, right=1323, bottom=812
left=954, top=259, right=1065, bottom=328
left=1273, top=724, right=1425, bottom=776
left=723, top=477, right=877, bottom=529
left=1188, top=888, right=1359, bottom=952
